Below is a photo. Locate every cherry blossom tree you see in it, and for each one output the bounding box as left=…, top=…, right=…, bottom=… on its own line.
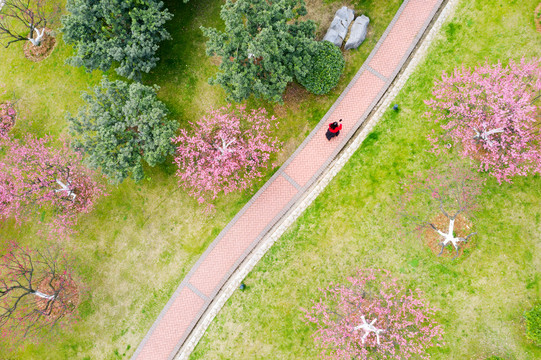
left=173, top=105, right=281, bottom=210
left=0, top=0, right=50, bottom=47
left=303, top=269, right=444, bottom=360
left=0, top=135, right=105, bottom=234
left=426, top=57, right=541, bottom=183
left=396, top=165, right=483, bottom=259
left=0, top=241, right=80, bottom=342
left=0, top=84, right=16, bottom=138
left=0, top=101, right=16, bottom=138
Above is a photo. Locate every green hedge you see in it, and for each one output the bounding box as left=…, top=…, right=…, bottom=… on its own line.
left=297, top=41, right=345, bottom=95
left=525, top=304, right=541, bottom=346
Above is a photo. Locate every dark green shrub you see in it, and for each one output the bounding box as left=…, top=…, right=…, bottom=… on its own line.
left=297, top=41, right=345, bottom=95
left=524, top=304, right=541, bottom=346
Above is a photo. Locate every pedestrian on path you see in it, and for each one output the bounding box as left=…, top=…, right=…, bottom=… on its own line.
left=326, top=119, right=342, bottom=141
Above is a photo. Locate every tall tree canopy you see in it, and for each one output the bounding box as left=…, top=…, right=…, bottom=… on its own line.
left=61, top=0, right=173, bottom=80
left=68, top=78, right=178, bottom=184
left=201, top=0, right=317, bottom=103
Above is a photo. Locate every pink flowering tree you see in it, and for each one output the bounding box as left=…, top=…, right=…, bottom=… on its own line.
left=0, top=101, right=16, bottom=138
left=173, top=105, right=281, bottom=210
left=303, top=269, right=444, bottom=360
left=0, top=241, right=80, bottom=342
left=0, top=84, right=16, bottom=138
left=396, top=165, right=483, bottom=259
left=426, top=57, right=541, bottom=183
left=0, top=135, right=105, bottom=234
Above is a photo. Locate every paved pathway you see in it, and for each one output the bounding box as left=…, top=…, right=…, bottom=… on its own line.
left=132, top=0, right=444, bottom=358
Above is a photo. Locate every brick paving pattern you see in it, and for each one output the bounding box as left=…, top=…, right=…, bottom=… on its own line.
left=132, top=0, right=443, bottom=358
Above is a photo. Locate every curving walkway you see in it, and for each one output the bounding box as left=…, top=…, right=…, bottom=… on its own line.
left=132, top=0, right=445, bottom=359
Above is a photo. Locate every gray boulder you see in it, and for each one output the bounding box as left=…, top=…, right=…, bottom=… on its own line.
left=323, top=28, right=343, bottom=47
left=323, top=6, right=355, bottom=47
left=335, top=6, right=354, bottom=24
left=345, top=15, right=370, bottom=50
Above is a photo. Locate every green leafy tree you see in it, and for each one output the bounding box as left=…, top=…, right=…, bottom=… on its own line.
left=201, top=0, right=317, bottom=103
left=61, top=0, right=173, bottom=80
left=68, top=77, right=178, bottom=184
left=297, top=40, right=345, bottom=95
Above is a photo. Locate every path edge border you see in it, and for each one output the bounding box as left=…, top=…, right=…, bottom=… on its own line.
left=173, top=0, right=460, bottom=358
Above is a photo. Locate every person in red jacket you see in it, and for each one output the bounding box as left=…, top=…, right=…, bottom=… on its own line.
left=326, top=119, right=342, bottom=141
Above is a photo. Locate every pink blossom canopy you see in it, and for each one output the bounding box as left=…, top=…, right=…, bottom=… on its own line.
left=173, top=105, right=281, bottom=210
left=303, top=269, right=444, bottom=359
left=426, top=57, right=541, bottom=183
left=0, top=135, right=105, bottom=234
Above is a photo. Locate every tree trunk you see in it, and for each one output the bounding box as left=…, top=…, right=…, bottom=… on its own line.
left=34, top=290, right=55, bottom=300
left=473, top=127, right=504, bottom=145
left=217, top=137, right=236, bottom=155
left=55, top=179, right=76, bottom=200
left=28, top=28, right=46, bottom=47
left=432, top=217, right=475, bottom=258
left=435, top=218, right=461, bottom=248
left=353, top=315, right=385, bottom=345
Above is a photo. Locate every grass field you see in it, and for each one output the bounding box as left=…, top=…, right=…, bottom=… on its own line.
left=0, top=0, right=402, bottom=358
left=190, top=0, right=541, bottom=359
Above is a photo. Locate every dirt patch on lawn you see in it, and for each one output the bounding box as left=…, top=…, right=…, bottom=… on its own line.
left=23, top=29, right=56, bottom=62
left=422, top=213, right=475, bottom=258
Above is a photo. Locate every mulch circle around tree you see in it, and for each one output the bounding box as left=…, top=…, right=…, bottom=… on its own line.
left=34, top=276, right=80, bottom=320
left=422, top=213, right=475, bottom=258
left=535, top=3, right=541, bottom=33
left=23, top=29, right=56, bottom=62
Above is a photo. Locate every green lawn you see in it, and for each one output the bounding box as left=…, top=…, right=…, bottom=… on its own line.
left=0, top=0, right=402, bottom=358
left=190, top=0, right=541, bottom=359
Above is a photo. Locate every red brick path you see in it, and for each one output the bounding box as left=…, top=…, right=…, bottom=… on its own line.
left=132, top=0, right=443, bottom=358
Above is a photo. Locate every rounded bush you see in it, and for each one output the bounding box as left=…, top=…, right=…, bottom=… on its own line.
left=524, top=304, right=541, bottom=346
left=297, top=41, right=345, bottom=95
